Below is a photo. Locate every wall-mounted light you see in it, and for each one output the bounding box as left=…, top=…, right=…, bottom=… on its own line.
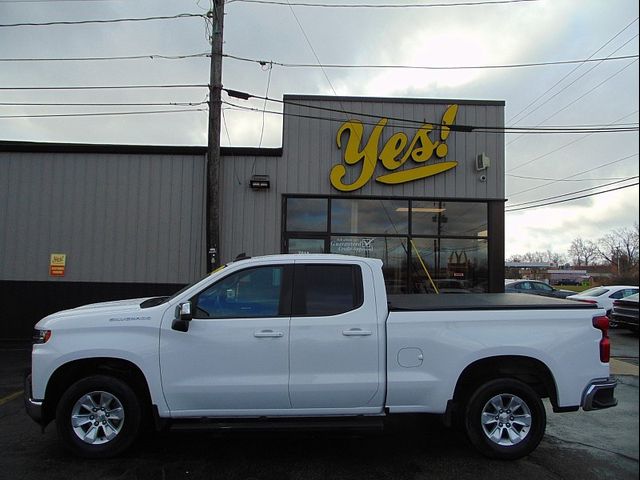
left=249, top=174, right=270, bottom=189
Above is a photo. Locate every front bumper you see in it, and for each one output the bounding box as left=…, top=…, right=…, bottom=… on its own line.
left=23, top=373, right=44, bottom=425
left=582, top=378, right=618, bottom=411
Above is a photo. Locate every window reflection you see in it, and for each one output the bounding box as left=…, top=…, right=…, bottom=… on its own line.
left=411, top=201, right=487, bottom=237
left=331, top=199, right=408, bottom=234
left=410, top=238, right=488, bottom=293
left=286, top=198, right=328, bottom=232
left=330, top=236, right=407, bottom=294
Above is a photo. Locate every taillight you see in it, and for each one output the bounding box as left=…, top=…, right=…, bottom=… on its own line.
left=578, top=299, right=598, bottom=305
left=592, top=315, right=610, bottom=363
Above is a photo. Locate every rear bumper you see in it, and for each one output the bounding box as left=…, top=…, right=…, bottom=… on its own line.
left=582, top=378, right=618, bottom=411
left=23, top=373, right=44, bottom=425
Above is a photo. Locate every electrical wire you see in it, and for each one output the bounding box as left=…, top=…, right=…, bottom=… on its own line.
left=0, top=13, right=205, bottom=28
left=232, top=0, right=540, bottom=8
left=222, top=89, right=638, bottom=133
left=0, top=53, right=210, bottom=62
left=508, top=17, right=639, bottom=125
left=507, top=110, right=639, bottom=173
left=506, top=173, right=634, bottom=182
left=507, top=176, right=639, bottom=208
left=285, top=0, right=348, bottom=120
left=505, top=182, right=639, bottom=213
left=0, top=84, right=208, bottom=90
left=507, top=153, right=639, bottom=197
left=0, top=108, right=207, bottom=119
left=0, top=101, right=208, bottom=107
left=222, top=52, right=639, bottom=71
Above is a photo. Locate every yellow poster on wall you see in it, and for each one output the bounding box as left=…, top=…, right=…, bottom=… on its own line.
left=49, top=253, right=66, bottom=277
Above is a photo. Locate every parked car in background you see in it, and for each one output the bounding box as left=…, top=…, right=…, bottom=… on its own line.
left=504, top=280, right=574, bottom=299
left=567, top=286, right=639, bottom=316
left=609, top=293, right=639, bottom=332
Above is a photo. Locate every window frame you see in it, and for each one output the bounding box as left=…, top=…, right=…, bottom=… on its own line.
left=291, top=263, right=364, bottom=317
left=190, top=264, right=293, bottom=319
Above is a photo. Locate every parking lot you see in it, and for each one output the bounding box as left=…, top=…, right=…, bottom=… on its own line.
left=1, top=330, right=637, bottom=480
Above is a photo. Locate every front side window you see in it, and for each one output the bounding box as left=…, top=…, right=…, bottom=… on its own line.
left=193, top=266, right=285, bottom=319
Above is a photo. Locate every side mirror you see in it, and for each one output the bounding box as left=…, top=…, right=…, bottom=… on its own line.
left=171, top=302, right=193, bottom=332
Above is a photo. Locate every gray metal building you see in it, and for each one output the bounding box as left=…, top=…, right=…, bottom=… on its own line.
left=1, top=95, right=505, bottom=338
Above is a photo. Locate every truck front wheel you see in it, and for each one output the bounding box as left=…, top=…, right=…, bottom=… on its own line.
left=55, top=375, right=142, bottom=458
left=464, top=378, right=546, bottom=460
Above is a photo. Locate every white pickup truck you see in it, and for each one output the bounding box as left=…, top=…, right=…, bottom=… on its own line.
left=25, top=254, right=617, bottom=460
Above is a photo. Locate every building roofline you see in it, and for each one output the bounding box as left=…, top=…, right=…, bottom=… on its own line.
left=0, top=140, right=283, bottom=157
left=284, top=94, right=505, bottom=107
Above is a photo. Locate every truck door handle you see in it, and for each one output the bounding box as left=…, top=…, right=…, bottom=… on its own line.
left=254, top=330, right=284, bottom=338
left=342, top=328, right=372, bottom=336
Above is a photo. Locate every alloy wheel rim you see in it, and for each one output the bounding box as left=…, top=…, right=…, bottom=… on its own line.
left=70, top=391, right=125, bottom=445
left=480, top=393, right=532, bottom=446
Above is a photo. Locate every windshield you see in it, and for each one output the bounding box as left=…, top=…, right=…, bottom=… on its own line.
left=578, top=287, right=608, bottom=297
left=139, top=265, right=229, bottom=309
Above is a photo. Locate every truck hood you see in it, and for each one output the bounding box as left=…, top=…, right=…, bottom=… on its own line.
left=36, top=297, right=157, bottom=328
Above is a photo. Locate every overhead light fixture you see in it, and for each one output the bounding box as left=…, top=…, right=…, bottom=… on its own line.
left=249, top=174, right=270, bottom=189
left=396, top=207, right=446, bottom=213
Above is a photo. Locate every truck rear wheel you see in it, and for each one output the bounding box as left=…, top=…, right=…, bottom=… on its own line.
left=464, top=378, right=546, bottom=460
left=55, top=375, right=142, bottom=458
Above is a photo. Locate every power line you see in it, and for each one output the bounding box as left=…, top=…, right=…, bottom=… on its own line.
left=505, top=182, right=639, bottom=213
left=0, top=101, right=208, bottom=107
left=507, top=110, right=639, bottom=173
left=223, top=89, right=638, bottom=133
left=223, top=53, right=639, bottom=71
left=285, top=0, right=347, bottom=119
left=0, top=84, right=208, bottom=90
left=0, top=13, right=205, bottom=28
left=0, top=0, right=122, bottom=3
left=233, top=0, right=540, bottom=8
left=0, top=53, right=210, bottom=62
left=508, top=17, right=639, bottom=125
left=0, top=108, right=207, bottom=119
left=507, top=153, right=639, bottom=197
left=506, top=173, right=635, bottom=182
left=507, top=176, right=639, bottom=208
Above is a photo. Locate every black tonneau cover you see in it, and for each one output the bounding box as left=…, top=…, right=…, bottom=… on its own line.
left=388, top=293, right=598, bottom=311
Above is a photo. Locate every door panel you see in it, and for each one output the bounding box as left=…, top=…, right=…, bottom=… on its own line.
left=159, top=264, right=293, bottom=415
left=288, top=262, right=383, bottom=411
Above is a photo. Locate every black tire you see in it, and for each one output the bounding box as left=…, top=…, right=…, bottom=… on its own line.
left=55, top=375, right=142, bottom=458
left=464, top=378, right=546, bottom=460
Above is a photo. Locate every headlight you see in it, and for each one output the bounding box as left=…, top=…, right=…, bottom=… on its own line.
left=32, top=329, right=51, bottom=344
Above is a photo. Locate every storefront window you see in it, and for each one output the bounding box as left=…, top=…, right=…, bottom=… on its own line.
left=286, top=198, right=328, bottom=232
left=331, top=199, right=409, bottom=234
left=288, top=238, right=325, bottom=254
left=411, top=201, right=488, bottom=237
left=410, top=238, right=488, bottom=293
left=330, top=236, right=408, bottom=294
left=284, top=196, right=490, bottom=294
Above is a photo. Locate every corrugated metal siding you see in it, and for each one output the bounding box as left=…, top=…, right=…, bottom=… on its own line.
left=281, top=97, right=505, bottom=199
left=218, top=96, right=505, bottom=263
left=0, top=152, right=206, bottom=283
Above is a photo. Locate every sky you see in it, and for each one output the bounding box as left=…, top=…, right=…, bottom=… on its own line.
left=0, top=0, right=638, bottom=260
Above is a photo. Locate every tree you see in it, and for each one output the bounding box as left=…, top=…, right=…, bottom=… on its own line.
left=568, top=238, right=600, bottom=266
left=598, top=223, right=639, bottom=275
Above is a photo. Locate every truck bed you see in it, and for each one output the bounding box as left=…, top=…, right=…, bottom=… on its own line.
left=388, top=293, right=598, bottom=311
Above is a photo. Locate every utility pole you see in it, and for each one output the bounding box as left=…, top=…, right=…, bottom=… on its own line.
left=206, top=0, right=224, bottom=270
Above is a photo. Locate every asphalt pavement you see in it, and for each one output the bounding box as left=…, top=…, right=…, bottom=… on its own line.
left=0, top=330, right=637, bottom=480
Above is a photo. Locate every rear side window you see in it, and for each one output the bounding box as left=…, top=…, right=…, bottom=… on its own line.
left=293, top=264, right=363, bottom=316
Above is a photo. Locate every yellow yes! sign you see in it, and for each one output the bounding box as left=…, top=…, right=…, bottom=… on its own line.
left=330, top=104, right=459, bottom=192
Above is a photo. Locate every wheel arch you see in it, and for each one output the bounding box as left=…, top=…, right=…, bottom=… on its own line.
left=445, top=355, right=560, bottom=425
left=43, top=357, right=153, bottom=426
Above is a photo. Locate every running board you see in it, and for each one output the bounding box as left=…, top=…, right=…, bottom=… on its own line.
left=168, top=416, right=385, bottom=433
